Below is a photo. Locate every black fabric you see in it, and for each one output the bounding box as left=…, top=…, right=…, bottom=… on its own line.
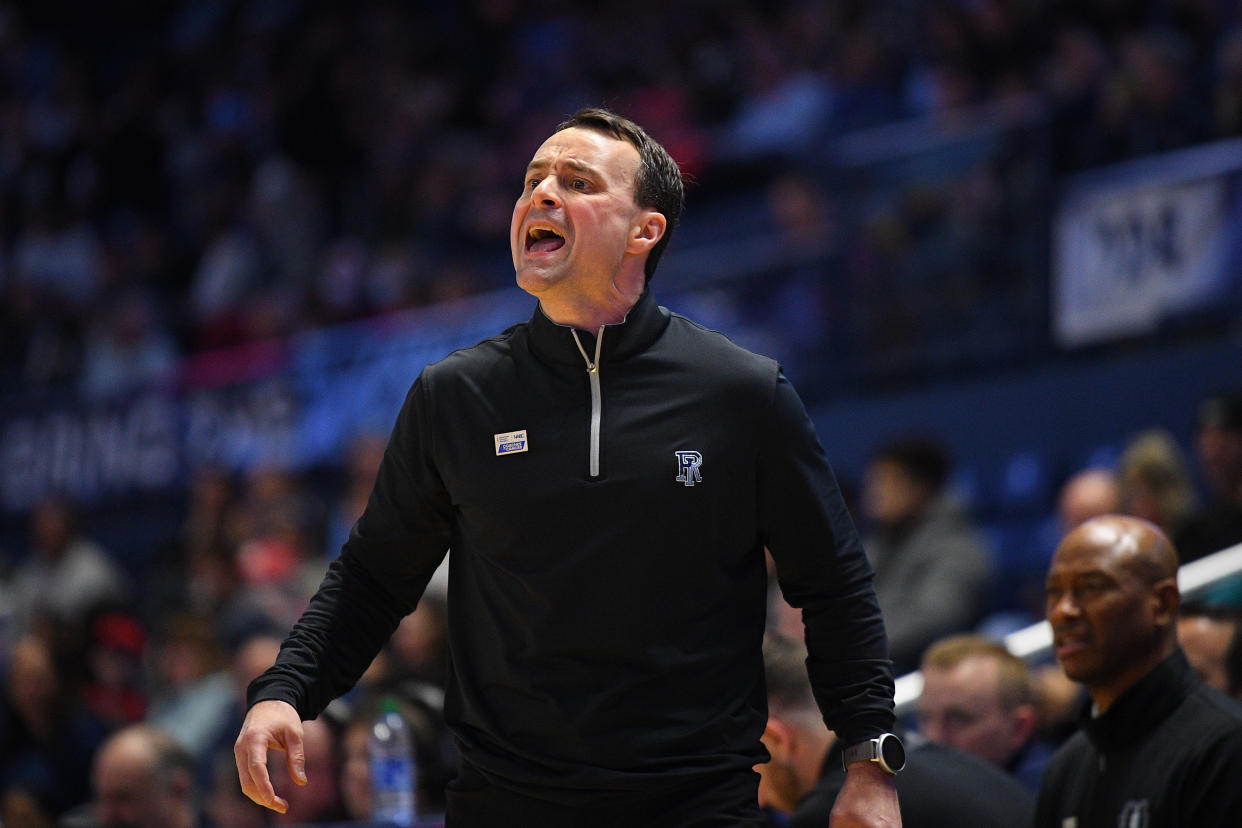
left=444, top=761, right=765, bottom=827
left=249, top=290, right=894, bottom=804
left=1035, top=649, right=1242, bottom=828
left=791, top=733, right=1034, bottom=828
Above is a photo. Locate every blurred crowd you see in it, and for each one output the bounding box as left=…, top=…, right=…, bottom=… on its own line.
left=3, top=0, right=1242, bottom=396
left=0, top=428, right=458, bottom=826
left=1, top=374, right=1239, bottom=824
left=3, top=0, right=1242, bottom=825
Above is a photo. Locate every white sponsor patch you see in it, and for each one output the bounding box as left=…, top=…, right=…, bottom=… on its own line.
left=494, top=430, right=529, bottom=455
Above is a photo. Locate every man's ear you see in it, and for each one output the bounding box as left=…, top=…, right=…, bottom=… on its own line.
left=626, top=210, right=666, bottom=255
left=1011, top=703, right=1038, bottom=746
left=762, top=718, right=796, bottom=763
left=1152, top=578, right=1180, bottom=627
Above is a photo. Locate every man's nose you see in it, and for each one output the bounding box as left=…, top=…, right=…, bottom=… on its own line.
left=919, top=716, right=943, bottom=741
left=1048, top=592, right=1079, bottom=621
left=531, top=176, right=562, bottom=207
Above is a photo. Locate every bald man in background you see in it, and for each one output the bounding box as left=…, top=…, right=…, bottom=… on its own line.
left=91, top=724, right=199, bottom=828
left=1036, top=516, right=1242, bottom=828
left=1056, top=468, right=1119, bottom=535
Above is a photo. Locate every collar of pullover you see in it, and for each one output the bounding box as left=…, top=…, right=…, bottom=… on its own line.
left=1080, top=649, right=1196, bottom=753
left=527, top=289, right=670, bottom=368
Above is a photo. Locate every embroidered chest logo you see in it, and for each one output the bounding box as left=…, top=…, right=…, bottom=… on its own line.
left=494, top=430, right=529, bottom=456
left=1118, top=800, right=1149, bottom=828
left=675, top=450, right=703, bottom=486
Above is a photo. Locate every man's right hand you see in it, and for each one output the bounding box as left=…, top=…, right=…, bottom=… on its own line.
left=234, top=699, right=307, bottom=813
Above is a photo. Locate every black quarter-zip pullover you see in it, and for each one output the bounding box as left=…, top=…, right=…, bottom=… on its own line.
left=249, top=290, right=894, bottom=802
left=1036, top=649, right=1242, bottom=828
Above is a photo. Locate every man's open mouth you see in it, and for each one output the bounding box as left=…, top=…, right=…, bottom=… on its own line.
left=526, top=226, right=565, bottom=253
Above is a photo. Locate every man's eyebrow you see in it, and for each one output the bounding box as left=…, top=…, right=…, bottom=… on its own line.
left=525, top=157, right=601, bottom=176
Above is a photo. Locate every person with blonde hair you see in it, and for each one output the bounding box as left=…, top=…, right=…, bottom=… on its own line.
left=1117, top=429, right=1199, bottom=539
left=917, top=634, right=1053, bottom=792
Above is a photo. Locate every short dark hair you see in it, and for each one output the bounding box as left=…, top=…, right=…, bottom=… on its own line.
left=1198, top=392, right=1242, bottom=434
left=871, top=435, right=952, bottom=492
left=762, top=631, right=817, bottom=714
left=557, top=107, right=684, bottom=283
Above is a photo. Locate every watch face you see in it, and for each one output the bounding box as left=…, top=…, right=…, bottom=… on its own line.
left=880, top=734, right=906, bottom=771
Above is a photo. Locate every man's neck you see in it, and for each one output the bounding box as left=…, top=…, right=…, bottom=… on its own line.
left=539, top=290, right=640, bottom=332
left=1090, top=639, right=1176, bottom=714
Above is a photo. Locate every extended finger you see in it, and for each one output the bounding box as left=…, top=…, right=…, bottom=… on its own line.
left=237, top=737, right=289, bottom=813
left=283, top=728, right=308, bottom=786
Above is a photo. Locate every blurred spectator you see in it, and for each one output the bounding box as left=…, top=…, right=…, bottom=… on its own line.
left=1117, top=429, right=1200, bottom=542
left=860, top=435, right=991, bottom=672
left=145, top=612, right=234, bottom=767
left=0, top=785, right=56, bottom=828
left=338, top=706, right=371, bottom=824
left=339, top=690, right=455, bottom=823
left=78, top=288, right=179, bottom=400
left=82, top=609, right=148, bottom=729
left=225, top=465, right=326, bottom=630
left=205, top=748, right=272, bottom=828
left=272, top=716, right=348, bottom=825
left=378, top=592, right=449, bottom=691
left=758, top=630, right=1033, bottom=827
left=916, top=634, right=1055, bottom=793
left=10, top=497, right=131, bottom=636
left=1057, top=467, right=1120, bottom=536
left=0, top=632, right=108, bottom=818
left=75, top=724, right=200, bottom=828
left=1176, top=392, right=1242, bottom=563
left=1177, top=602, right=1242, bottom=700
left=146, top=465, right=242, bottom=624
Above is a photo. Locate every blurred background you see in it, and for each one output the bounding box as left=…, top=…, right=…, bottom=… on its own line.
left=1, top=0, right=1241, bottom=824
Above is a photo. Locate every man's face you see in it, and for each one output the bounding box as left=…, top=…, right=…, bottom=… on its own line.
left=1178, top=615, right=1236, bottom=693
left=1197, top=424, right=1242, bottom=497
left=1045, top=524, right=1166, bottom=701
left=755, top=728, right=803, bottom=815
left=861, top=460, right=925, bottom=526
left=917, top=656, right=1027, bottom=767
left=510, top=126, right=650, bottom=302
left=94, top=749, right=170, bottom=828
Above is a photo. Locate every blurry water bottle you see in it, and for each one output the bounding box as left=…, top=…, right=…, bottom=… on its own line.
left=369, top=698, right=417, bottom=827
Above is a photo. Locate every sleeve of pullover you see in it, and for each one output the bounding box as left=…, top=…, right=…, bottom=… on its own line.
left=247, top=376, right=454, bottom=719
left=758, top=370, right=895, bottom=745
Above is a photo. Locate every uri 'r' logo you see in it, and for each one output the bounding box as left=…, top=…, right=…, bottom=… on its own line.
left=1119, top=801, right=1149, bottom=828
left=675, top=450, right=703, bottom=486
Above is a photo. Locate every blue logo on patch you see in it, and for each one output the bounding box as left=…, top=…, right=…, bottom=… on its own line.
left=494, top=430, right=529, bottom=455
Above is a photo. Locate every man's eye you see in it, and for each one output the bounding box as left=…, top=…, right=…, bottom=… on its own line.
left=946, top=712, right=974, bottom=729
left=526, top=178, right=541, bottom=190
left=571, top=178, right=588, bottom=190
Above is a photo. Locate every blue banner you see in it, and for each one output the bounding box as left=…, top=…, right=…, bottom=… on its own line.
left=0, top=289, right=528, bottom=517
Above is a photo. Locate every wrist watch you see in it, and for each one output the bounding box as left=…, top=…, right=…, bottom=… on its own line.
left=841, top=732, right=906, bottom=774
